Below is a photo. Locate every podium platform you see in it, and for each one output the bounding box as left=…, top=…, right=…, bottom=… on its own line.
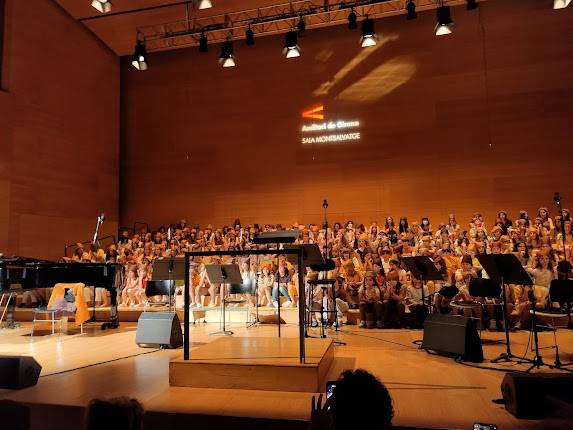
left=169, top=337, right=334, bottom=392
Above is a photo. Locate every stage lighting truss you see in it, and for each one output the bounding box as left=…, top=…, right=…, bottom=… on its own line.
left=135, top=0, right=486, bottom=53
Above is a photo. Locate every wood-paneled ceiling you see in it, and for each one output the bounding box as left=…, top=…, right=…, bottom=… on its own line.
left=55, top=0, right=477, bottom=56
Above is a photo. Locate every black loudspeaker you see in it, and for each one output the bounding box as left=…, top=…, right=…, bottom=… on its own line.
left=501, top=372, right=573, bottom=419
left=421, top=314, right=483, bottom=362
left=0, top=356, right=42, bottom=389
left=135, top=312, right=183, bottom=349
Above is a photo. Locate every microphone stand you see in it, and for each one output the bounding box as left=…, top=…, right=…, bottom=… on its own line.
left=88, top=214, right=104, bottom=322
left=323, top=199, right=346, bottom=345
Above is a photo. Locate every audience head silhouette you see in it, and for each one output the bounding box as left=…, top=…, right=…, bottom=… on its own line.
left=330, top=369, right=393, bottom=429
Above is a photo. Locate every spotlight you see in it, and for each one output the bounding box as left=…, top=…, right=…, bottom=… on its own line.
left=435, top=6, right=454, bottom=36
left=554, top=0, right=571, bottom=8
left=199, top=32, right=208, bottom=52
left=406, top=0, right=417, bottom=20
left=466, top=0, right=478, bottom=10
left=131, top=41, right=148, bottom=71
left=360, top=17, right=377, bottom=48
left=194, top=0, right=213, bottom=9
left=348, top=8, right=358, bottom=29
left=283, top=30, right=301, bottom=59
left=219, top=40, right=235, bottom=68
left=91, top=0, right=111, bottom=13
left=246, top=26, right=255, bottom=45
left=297, top=15, right=306, bottom=33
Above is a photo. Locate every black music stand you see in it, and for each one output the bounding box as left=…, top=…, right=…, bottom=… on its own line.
left=476, top=254, right=533, bottom=365
left=402, top=256, right=443, bottom=311
left=152, top=257, right=185, bottom=311
left=252, top=231, right=299, bottom=337
left=205, top=264, right=243, bottom=336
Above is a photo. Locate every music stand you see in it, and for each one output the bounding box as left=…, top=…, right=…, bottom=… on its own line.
left=285, top=244, right=326, bottom=336
left=252, top=231, right=299, bottom=337
left=476, top=254, right=533, bottom=365
left=402, top=256, right=443, bottom=310
left=152, top=257, right=185, bottom=311
left=205, top=264, right=243, bottom=336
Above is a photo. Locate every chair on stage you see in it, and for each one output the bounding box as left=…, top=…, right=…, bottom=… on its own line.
left=32, top=285, right=85, bottom=338
left=530, top=279, right=573, bottom=329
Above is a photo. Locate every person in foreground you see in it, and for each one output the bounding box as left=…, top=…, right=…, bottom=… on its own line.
left=309, top=369, right=393, bottom=430
left=85, top=397, right=144, bottom=430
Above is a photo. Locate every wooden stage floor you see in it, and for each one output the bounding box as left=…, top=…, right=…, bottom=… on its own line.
left=1, top=321, right=572, bottom=429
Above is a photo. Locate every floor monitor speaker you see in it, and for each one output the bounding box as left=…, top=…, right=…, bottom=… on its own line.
left=136, top=312, right=183, bottom=349
left=0, top=355, right=42, bottom=389
left=421, top=313, right=483, bottom=362
left=501, top=372, right=573, bottom=419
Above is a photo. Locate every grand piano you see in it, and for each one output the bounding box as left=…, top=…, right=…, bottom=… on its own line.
left=0, top=257, right=122, bottom=329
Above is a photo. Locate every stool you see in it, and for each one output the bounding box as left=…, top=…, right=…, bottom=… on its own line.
left=31, top=307, right=61, bottom=337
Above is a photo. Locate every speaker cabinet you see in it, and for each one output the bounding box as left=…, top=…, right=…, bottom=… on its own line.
left=136, top=312, right=183, bottom=349
left=501, top=372, right=573, bottom=419
left=0, top=356, right=42, bottom=389
left=421, top=314, right=483, bottom=362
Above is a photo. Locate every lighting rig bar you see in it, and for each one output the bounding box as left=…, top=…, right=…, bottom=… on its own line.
left=136, top=0, right=484, bottom=52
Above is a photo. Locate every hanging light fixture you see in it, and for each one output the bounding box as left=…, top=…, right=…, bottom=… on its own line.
left=553, top=0, right=571, bottom=8
left=283, top=30, right=301, bottom=58
left=131, top=40, right=148, bottom=71
left=466, top=0, right=478, bottom=10
left=406, top=1, right=417, bottom=20
left=360, top=17, right=377, bottom=47
left=91, top=0, right=112, bottom=13
left=199, top=32, right=208, bottom=52
left=435, top=5, right=454, bottom=36
left=348, top=8, right=358, bottom=29
left=219, top=40, right=236, bottom=68
left=246, top=26, right=255, bottom=45
left=297, top=15, right=306, bottom=33
left=194, top=0, right=213, bottom=10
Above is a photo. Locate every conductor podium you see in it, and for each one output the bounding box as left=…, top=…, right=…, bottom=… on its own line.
left=169, top=337, right=334, bottom=392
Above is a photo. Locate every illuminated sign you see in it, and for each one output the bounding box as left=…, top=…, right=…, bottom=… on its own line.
left=300, top=105, right=361, bottom=145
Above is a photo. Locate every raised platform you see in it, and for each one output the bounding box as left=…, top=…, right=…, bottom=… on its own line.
left=170, top=337, right=334, bottom=392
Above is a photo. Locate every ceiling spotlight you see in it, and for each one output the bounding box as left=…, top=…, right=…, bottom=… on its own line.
left=194, top=0, right=213, bottom=10
left=554, top=0, right=571, bottom=8
left=246, top=26, right=255, bottom=45
left=91, top=0, right=111, bottom=13
left=406, top=1, right=417, bottom=20
left=283, top=30, right=301, bottom=59
left=435, top=6, right=454, bottom=36
left=348, top=8, right=358, bottom=29
left=297, top=15, right=306, bottom=33
left=199, top=32, right=208, bottom=52
left=219, top=41, right=235, bottom=68
left=360, top=17, right=377, bottom=48
left=131, top=41, right=148, bottom=71
left=466, top=0, right=478, bottom=10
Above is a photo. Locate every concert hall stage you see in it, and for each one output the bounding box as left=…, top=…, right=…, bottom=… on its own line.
left=1, top=322, right=572, bottom=430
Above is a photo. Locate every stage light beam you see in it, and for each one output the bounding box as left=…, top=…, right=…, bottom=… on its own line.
left=91, top=0, right=111, bottom=14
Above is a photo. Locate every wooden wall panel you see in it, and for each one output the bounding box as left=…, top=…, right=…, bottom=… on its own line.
left=0, top=0, right=119, bottom=260
left=120, top=0, right=573, bottom=230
